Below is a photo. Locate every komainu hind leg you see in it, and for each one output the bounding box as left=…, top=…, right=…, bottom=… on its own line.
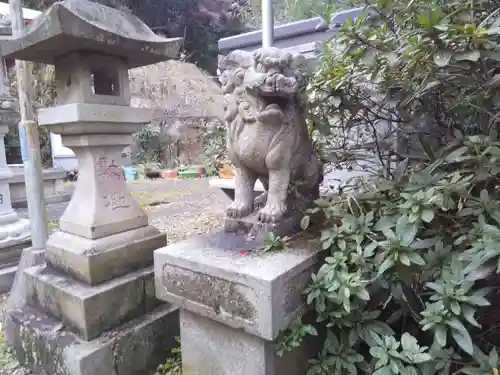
left=258, top=169, right=289, bottom=223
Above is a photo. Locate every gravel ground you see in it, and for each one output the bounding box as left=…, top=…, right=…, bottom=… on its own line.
left=16, top=178, right=230, bottom=242
left=137, top=178, right=228, bottom=243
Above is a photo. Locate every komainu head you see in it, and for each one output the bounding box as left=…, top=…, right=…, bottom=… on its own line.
left=218, top=47, right=309, bottom=97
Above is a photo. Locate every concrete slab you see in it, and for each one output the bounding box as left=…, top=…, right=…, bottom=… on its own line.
left=0, top=236, right=29, bottom=264
left=0, top=236, right=31, bottom=293
left=25, top=265, right=161, bottom=341
left=12, top=192, right=72, bottom=209
left=37, top=103, right=155, bottom=129
left=8, top=303, right=179, bottom=375
left=209, top=177, right=265, bottom=201
left=208, top=178, right=265, bottom=192
left=0, top=265, right=17, bottom=293
left=9, top=165, right=71, bottom=208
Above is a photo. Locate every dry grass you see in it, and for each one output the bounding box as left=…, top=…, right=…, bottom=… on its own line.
left=9, top=59, right=225, bottom=126
left=129, top=60, right=225, bottom=126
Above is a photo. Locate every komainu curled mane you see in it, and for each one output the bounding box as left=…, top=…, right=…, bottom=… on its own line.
left=218, top=47, right=323, bottom=225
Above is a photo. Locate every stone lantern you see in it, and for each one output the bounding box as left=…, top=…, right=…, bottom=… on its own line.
left=2, top=1, right=182, bottom=374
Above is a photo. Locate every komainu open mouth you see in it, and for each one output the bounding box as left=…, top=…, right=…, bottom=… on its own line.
left=257, top=100, right=285, bottom=124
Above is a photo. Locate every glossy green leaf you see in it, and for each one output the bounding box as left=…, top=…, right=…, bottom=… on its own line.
left=433, top=51, right=453, bottom=67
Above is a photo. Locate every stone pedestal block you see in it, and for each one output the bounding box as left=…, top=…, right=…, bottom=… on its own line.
left=25, top=265, right=161, bottom=341
left=8, top=165, right=71, bottom=209
left=8, top=304, right=179, bottom=375
left=180, top=309, right=321, bottom=375
left=45, top=224, right=166, bottom=285
left=0, top=237, right=31, bottom=292
left=154, top=231, right=323, bottom=375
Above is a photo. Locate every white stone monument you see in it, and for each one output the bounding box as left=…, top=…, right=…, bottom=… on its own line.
left=2, top=1, right=182, bottom=373
left=0, top=94, right=30, bottom=293
left=0, top=20, right=31, bottom=291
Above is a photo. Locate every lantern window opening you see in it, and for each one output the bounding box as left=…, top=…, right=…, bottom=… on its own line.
left=90, top=67, right=120, bottom=96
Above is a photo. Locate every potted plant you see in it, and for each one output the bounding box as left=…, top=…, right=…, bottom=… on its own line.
left=202, top=124, right=233, bottom=177
left=216, top=154, right=234, bottom=179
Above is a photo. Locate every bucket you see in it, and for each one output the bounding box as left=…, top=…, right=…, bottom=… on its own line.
left=218, top=163, right=234, bottom=179
left=123, top=166, right=139, bottom=181
left=162, top=169, right=178, bottom=179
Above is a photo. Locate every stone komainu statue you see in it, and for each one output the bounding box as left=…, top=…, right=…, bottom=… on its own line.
left=219, top=47, right=323, bottom=225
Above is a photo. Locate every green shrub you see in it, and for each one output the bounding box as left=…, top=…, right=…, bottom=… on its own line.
left=134, top=124, right=172, bottom=166
left=278, top=0, right=500, bottom=374
left=154, top=337, right=182, bottom=375
left=290, top=136, right=500, bottom=375
left=201, top=124, right=227, bottom=176
left=0, top=330, right=22, bottom=374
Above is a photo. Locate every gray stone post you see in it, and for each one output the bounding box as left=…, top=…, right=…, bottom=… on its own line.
left=1, top=1, right=183, bottom=374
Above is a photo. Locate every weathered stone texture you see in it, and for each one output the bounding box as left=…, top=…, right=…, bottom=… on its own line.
left=45, top=226, right=166, bottom=285
left=0, top=95, right=31, bottom=293
left=0, top=238, right=30, bottom=292
left=9, top=304, right=179, bottom=375
left=24, top=265, right=162, bottom=341
left=162, top=264, right=257, bottom=322
left=8, top=165, right=70, bottom=209
left=180, top=310, right=315, bottom=375
left=155, top=230, right=323, bottom=375
left=156, top=231, right=322, bottom=341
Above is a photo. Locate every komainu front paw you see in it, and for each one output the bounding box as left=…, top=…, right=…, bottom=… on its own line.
left=258, top=202, right=287, bottom=223
left=226, top=200, right=253, bottom=218
left=254, top=192, right=268, bottom=208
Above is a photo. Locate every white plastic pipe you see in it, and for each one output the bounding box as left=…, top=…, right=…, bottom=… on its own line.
left=9, top=0, right=47, bottom=249
left=261, top=0, right=274, bottom=47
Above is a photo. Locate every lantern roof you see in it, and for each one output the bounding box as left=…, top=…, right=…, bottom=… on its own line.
left=1, top=0, right=182, bottom=68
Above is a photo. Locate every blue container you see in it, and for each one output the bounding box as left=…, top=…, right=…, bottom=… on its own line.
left=123, top=166, right=138, bottom=181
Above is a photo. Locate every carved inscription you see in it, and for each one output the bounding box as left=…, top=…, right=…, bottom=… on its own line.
left=96, top=156, right=130, bottom=211
left=163, top=264, right=257, bottom=322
